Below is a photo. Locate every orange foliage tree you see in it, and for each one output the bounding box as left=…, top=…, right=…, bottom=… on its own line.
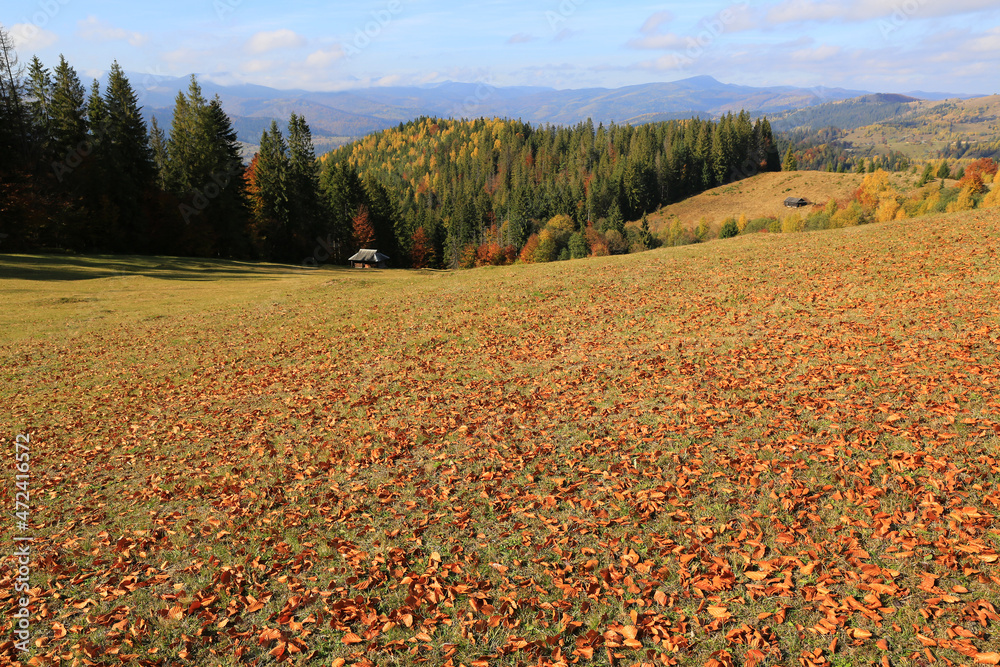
left=958, top=158, right=998, bottom=196
left=410, top=226, right=433, bottom=268
left=352, top=205, right=376, bottom=248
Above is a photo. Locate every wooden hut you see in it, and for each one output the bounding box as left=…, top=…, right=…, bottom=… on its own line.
left=348, top=249, right=389, bottom=269
left=784, top=197, right=809, bottom=208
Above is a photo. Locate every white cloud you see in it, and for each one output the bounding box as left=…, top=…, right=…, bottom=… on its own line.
left=77, top=16, right=148, bottom=47
left=241, top=59, right=276, bottom=73
left=628, top=33, right=689, bottom=50
left=640, top=11, right=674, bottom=35
left=552, top=28, right=579, bottom=42
left=767, top=0, right=1000, bottom=24
left=305, top=45, right=345, bottom=67
left=245, top=29, right=306, bottom=55
left=790, top=44, right=842, bottom=61
left=507, top=33, right=536, bottom=44
left=9, top=23, right=58, bottom=51
left=967, top=26, right=1000, bottom=53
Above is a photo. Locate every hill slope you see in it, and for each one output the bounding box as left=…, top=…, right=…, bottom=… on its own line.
left=774, top=94, right=1000, bottom=161
left=3, top=210, right=1000, bottom=665
left=646, top=170, right=915, bottom=233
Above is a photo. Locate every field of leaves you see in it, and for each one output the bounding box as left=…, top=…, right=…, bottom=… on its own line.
left=2, top=209, right=1000, bottom=667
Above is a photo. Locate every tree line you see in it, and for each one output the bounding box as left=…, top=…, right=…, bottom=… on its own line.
left=325, top=111, right=781, bottom=267
left=2, top=28, right=782, bottom=267
left=0, top=29, right=372, bottom=264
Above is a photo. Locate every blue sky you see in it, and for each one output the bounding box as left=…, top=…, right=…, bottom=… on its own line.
left=4, top=0, right=999, bottom=94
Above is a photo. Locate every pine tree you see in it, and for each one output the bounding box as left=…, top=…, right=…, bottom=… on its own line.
left=49, top=55, right=87, bottom=162
left=249, top=120, right=291, bottom=259
left=782, top=145, right=797, bottom=171
left=149, top=116, right=168, bottom=190
left=24, top=55, right=52, bottom=159
left=86, top=80, right=107, bottom=147
left=286, top=112, right=322, bottom=246
left=936, top=160, right=950, bottom=180
left=105, top=62, right=154, bottom=189
left=0, top=24, right=28, bottom=167
left=204, top=96, right=249, bottom=257
left=165, top=75, right=213, bottom=195
left=917, top=162, right=934, bottom=187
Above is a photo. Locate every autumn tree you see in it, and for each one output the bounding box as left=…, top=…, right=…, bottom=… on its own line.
left=353, top=204, right=376, bottom=248
left=958, top=158, right=997, bottom=196
left=410, top=226, right=433, bottom=268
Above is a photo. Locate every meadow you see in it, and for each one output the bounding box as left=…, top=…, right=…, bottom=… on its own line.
left=2, top=209, right=999, bottom=666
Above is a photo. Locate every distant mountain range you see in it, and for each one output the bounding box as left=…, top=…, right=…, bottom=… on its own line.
left=104, top=72, right=981, bottom=152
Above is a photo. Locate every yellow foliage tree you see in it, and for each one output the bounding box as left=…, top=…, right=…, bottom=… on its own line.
left=946, top=186, right=976, bottom=213
left=737, top=213, right=748, bottom=233
left=876, top=194, right=901, bottom=223
left=781, top=213, right=803, bottom=233
left=980, top=184, right=1000, bottom=209
left=832, top=201, right=864, bottom=227
left=916, top=190, right=940, bottom=216
left=856, top=169, right=896, bottom=211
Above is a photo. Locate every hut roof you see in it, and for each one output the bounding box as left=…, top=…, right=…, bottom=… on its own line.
left=348, top=249, right=390, bottom=262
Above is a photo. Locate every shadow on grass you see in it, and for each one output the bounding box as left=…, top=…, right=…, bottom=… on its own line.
left=0, top=254, right=354, bottom=282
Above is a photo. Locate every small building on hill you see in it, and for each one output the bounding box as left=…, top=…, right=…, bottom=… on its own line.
left=348, top=249, right=389, bottom=269
left=784, top=197, right=809, bottom=208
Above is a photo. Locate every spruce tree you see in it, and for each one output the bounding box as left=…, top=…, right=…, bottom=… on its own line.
left=204, top=96, right=248, bottom=257
left=86, top=80, right=107, bottom=146
left=0, top=24, right=28, bottom=166
left=24, top=56, right=52, bottom=159
left=165, top=75, right=212, bottom=195
left=49, top=55, right=87, bottom=162
left=148, top=116, right=168, bottom=189
left=251, top=121, right=291, bottom=259
left=105, top=62, right=154, bottom=188
left=782, top=145, right=797, bottom=171
left=287, top=112, right=322, bottom=247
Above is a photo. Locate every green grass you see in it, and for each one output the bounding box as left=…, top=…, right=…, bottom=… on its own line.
left=2, top=210, right=1000, bottom=666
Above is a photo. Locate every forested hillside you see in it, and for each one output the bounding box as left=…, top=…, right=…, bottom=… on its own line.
left=321, top=112, right=781, bottom=266
left=2, top=27, right=781, bottom=268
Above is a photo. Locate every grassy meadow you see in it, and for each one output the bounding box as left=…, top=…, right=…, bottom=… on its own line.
left=2, top=210, right=1000, bottom=666
left=645, top=171, right=919, bottom=237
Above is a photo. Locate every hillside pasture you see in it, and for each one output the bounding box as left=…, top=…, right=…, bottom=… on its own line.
left=2, top=210, right=1000, bottom=666
left=647, top=171, right=913, bottom=236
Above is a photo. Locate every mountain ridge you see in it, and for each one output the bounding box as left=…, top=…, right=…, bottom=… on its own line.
left=110, top=73, right=983, bottom=149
